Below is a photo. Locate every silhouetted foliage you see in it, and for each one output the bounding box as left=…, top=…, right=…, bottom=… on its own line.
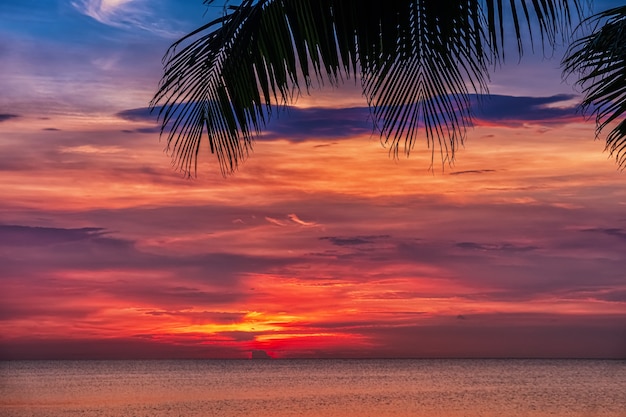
left=563, top=5, right=626, bottom=169
left=151, top=0, right=585, bottom=176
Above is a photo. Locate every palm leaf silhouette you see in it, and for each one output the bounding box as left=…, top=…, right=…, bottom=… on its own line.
left=563, top=5, right=626, bottom=169
left=151, top=0, right=582, bottom=176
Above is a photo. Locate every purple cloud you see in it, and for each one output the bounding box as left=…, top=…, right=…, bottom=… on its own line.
left=455, top=241, right=540, bottom=252
left=320, top=235, right=391, bottom=246
left=116, top=94, right=580, bottom=145
left=0, top=225, right=106, bottom=246
left=116, top=107, right=157, bottom=122
left=0, top=114, right=19, bottom=122
left=582, top=228, right=626, bottom=242
left=470, top=94, right=580, bottom=126
left=262, top=106, right=375, bottom=140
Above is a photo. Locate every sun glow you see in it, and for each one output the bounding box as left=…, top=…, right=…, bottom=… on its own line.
left=173, top=311, right=303, bottom=335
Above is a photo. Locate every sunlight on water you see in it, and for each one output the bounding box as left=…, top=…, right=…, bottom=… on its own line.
left=0, top=359, right=624, bottom=417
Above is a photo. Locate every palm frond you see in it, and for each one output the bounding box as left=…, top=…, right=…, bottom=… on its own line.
left=484, top=0, right=585, bottom=58
left=151, top=0, right=584, bottom=175
left=361, top=1, right=488, bottom=166
left=563, top=5, right=626, bottom=170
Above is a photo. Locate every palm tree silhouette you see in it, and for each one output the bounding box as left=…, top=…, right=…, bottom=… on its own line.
left=563, top=5, right=626, bottom=170
left=151, top=0, right=585, bottom=176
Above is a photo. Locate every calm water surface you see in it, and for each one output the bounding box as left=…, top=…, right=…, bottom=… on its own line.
left=0, top=359, right=624, bottom=417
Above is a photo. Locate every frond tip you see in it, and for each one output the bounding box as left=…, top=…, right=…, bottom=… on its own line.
left=563, top=5, right=626, bottom=170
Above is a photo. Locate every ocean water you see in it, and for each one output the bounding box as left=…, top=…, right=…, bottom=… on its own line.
left=0, top=359, right=624, bottom=417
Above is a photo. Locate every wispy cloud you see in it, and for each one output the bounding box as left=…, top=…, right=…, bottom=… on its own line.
left=71, top=0, right=184, bottom=37
left=265, top=216, right=288, bottom=227
left=60, top=145, right=124, bottom=154
left=264, top=214, right=319, bottom=227
left=288, top=214, right=318, bottom=227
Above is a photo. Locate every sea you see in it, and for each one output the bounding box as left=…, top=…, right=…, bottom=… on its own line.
left=0, top=359, right=624, bottom=417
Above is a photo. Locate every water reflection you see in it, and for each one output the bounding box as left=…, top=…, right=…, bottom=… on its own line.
left=1, top=359, right=624, bottom=417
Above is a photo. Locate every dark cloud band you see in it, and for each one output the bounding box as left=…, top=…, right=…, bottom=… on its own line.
left=117, top=94, right=581, bottom=144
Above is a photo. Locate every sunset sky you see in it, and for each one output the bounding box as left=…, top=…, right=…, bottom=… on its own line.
left=1, top=0, right=625, bottom=360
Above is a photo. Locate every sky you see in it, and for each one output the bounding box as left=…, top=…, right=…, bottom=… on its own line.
left=0, top=0, right=625, bottom=360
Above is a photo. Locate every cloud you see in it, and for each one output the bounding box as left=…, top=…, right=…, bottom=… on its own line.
left=116, top=107, right=168, bottom=134
left=116, top=106, right=156, bottom=122
left=143, top=310, right=247, bottom=324
left=320, top=235, right=391, bottom=246
left=455, top=241, right=540, bottom=252
left=134, top=126, right=162, bottom=134
left=470, top=94, right=580, bottom=127
left=0, top=223, right=295, bottom=288
left=73, top=0, right=135, bottom=25
left=103, top=283, right=246, bottom=308
left=116, top=94, right=580, bottom=145
left=60, top=145, right=123, bottom=154
left=0, top=114, right=19, bottom=122
left=265, top=216, right=288, bottom=227
left=264, top=214, right=319, bottom=227
left=389, top=234, right=626, bottom=303
left=450, top=169, right=496, bottom=175
left=288, top=213, right=317, bottom=227
left=71, top=0, right=183, bottom=37
left=0, top=225, right=106, bottom=246
left=264, top=94, right=582, bottom=139
left=117, top=105, right=374, bottom=141
left=2, top=181, right=625, bottom=359
left=560, top=287, right=626, bottom=304
left=262, top=106, right=375, bottom=140
left=261, top=95, right=580, bottom=141
left=581, top=228, right=626, bottom=242
left=597, top=289, right=626, bottom=303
